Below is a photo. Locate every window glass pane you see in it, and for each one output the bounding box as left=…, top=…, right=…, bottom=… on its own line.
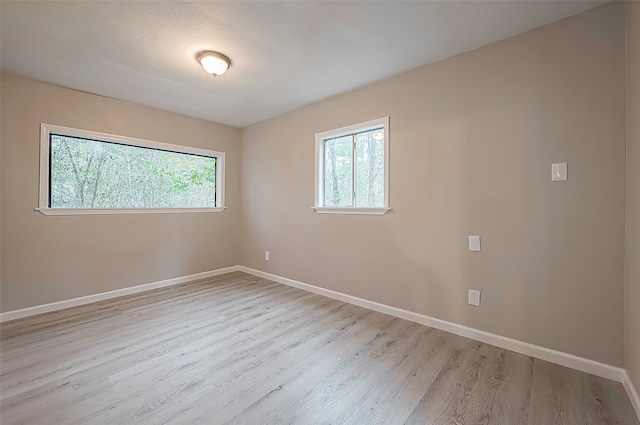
left=50, top=135, right=216, bottom=208
left=324, top=135, right=353, bottom=207
left=355, top=129, right=384, bottom=207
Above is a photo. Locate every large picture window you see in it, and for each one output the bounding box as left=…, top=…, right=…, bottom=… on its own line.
left=38, top=124, right=225, bottom=215
left=314, top=117, right=390, bottom=215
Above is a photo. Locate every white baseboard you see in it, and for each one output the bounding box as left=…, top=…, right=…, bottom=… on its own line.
left=0, top=266, right=241, bottom=323
left=624, top=371, right=640, bottom=420
left=238, top=266, right=626, bottom=383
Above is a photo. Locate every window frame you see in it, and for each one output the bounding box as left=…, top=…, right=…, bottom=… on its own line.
left=37, top=123, right=226, bottom=215
left=314, top=117, right=390, bottom=215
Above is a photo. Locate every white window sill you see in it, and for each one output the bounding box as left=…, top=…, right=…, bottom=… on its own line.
left=36, top=207, right=226, bottom=216
left=312, top=207, right=390, bottom=216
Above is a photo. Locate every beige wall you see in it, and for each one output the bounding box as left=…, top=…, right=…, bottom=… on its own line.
left=0, top=73, right=240, bottom=312
left=626, top=0, right=640, bottom=398
left=239, top=3, right=627, bottom=366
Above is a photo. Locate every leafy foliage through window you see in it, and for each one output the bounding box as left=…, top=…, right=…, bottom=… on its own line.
left=39, top=124, right=225, bottom=213
left=324, top=130, right=384, bottom=207
left=315, top=117, right=389, bottom=214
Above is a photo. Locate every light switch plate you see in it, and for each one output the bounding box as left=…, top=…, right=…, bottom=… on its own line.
left=552, top=163, right=568, bottom=181
left=469, top=236, right=481, bottom=252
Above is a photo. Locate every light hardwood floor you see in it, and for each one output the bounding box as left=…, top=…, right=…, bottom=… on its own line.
left=1, top=271, right=638, bottom=425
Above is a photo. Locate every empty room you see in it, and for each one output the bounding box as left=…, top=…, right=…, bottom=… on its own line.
left=1, top=0, right=639, bottom=424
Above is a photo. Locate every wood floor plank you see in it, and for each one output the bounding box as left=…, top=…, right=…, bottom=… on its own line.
left=112, top=305, right=384, bottom=424
left=1, top=272, right=637, bottom=425
left=219, top=316, right=420, bottom=425
left=470, top=348, right=533, bottom=425
left=0, top=276, right=307, bottom=398
left=163, top=307, right=393, bottom=424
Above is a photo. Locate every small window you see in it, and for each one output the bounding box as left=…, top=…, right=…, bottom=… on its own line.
left=38, top=124, right=225, bottom=215
left=314, top=117, right=390, bottom=215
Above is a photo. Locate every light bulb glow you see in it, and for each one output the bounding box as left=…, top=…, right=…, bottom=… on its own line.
left=197, top=51, right=231, bottom=77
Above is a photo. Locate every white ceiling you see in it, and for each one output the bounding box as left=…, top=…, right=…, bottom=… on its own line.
left=1, top=1, right=608, bottom=128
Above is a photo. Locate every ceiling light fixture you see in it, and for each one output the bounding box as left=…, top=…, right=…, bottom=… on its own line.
left=196, top=51, right=231, bottom=77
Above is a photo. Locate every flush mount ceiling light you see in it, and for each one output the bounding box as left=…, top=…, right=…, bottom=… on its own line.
left=196, top=51, right=231, bottom=77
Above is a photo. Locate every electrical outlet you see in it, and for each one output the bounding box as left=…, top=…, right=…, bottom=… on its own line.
left=468, top=289, right=481, bottom=307
left=264, top=251, right=270, bottom=261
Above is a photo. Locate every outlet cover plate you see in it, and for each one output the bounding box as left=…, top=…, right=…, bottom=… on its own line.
left=469, top=236, right=481, bottom=252
left=552, top=162, right=568, bottom=181
left=469, top=289, right=481, bottom=307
